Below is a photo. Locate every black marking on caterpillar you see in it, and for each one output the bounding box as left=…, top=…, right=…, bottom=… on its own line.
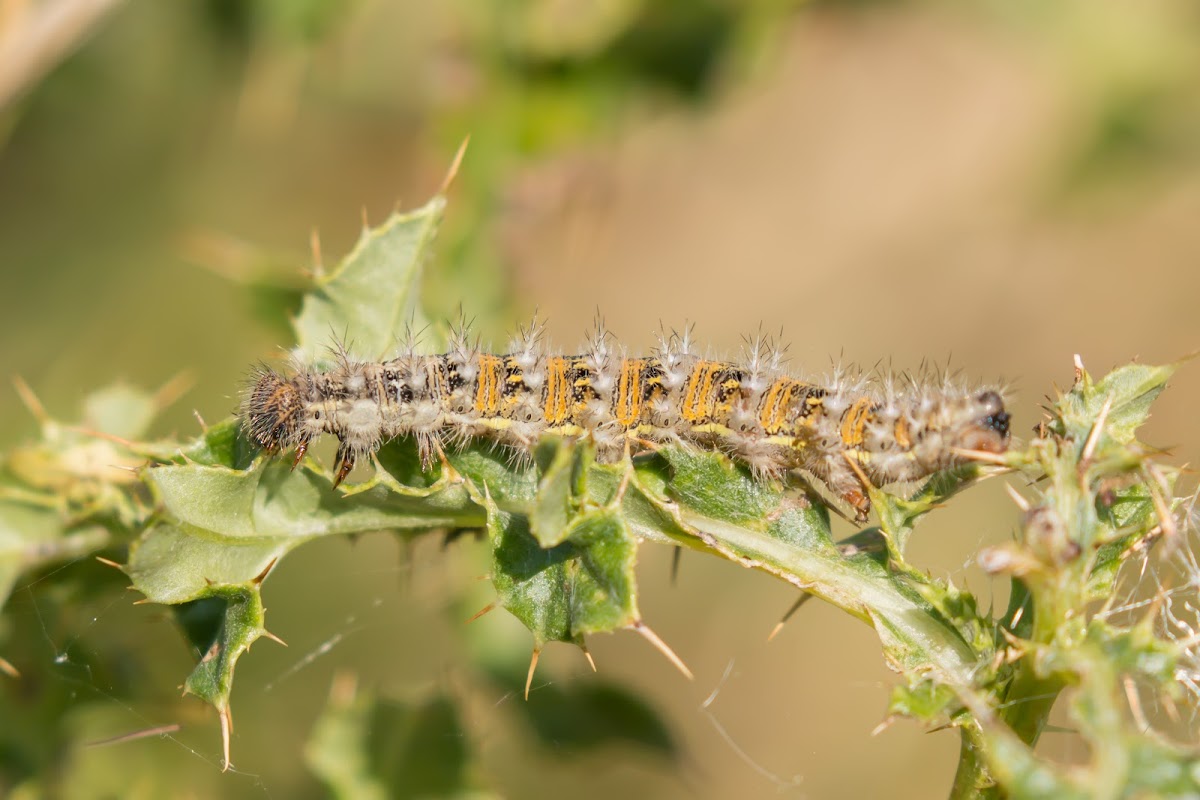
left=241, top=323, right=1011, bottom=521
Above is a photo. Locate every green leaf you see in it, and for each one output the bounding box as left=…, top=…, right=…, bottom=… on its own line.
left=887, top=679, right=959, bottom=726
left=636, top=446, right=980, bottom=678
left=1054, top=361, right=1175, bottom=444
left=4, top=385, right=158, bottom=527
left=130, top=454, right=483, bottom=604
left=125, top=521, right=291, bottom=605
left=0, top=382, right=168, bottom=618
left=176, top=418, right=260, bottom=470
left=177, top=583, right=269, bottom=708
left=529, top=438, right=592, bottom=547
left=444, top=445, right=540, bottom=511
left=174, top=579, right=278, bottom=769
left=486, top=496, right=638, bottom=647
left=872, top=464, right=987, bottom=556
left=656, top=444, right=782, bottom=527
left=292, top=195, right=446, bottom=364
left=1089, top=483, right=1156, bottom=598
left=305, top=680, right=490, bottom=800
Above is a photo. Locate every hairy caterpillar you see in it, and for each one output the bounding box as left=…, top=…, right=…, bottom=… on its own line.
left=241, top=323, right=1010, bottom=521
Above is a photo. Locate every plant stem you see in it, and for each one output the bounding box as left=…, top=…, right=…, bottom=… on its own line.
left=951, top=726, right=1000, bottom=800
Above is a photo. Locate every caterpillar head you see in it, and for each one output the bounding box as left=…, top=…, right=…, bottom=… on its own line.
left=242, top=370, right=304, bottom=451
left=956, top=390, right=1010, bottom=454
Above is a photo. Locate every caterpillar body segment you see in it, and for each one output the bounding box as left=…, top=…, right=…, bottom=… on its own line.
left=242, top=343, right=1010, bottom=521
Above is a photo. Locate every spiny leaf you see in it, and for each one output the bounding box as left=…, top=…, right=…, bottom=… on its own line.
left=636, top=446, right=981, bottom=677
left=0, top=383, right=166, bottom=617
left=485, top=493, right=638, bottom=647
left=131, top=446, right=483, bottom=604
left=293, top=195, right=446, bottom=364
left=177, top=584, right=269, bottom=709
left=175, top=579, right=278, bottom=769
left=1053, top=361, right=1175, bottom=445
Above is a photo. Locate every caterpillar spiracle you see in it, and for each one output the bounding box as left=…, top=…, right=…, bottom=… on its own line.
left=241, top=323, right=1011, bottom=521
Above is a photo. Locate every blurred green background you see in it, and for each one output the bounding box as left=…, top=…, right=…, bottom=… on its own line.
left=2, top=0, right=1200, bottom=797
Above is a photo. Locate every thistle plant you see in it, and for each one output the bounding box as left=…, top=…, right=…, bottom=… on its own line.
left=1, top=178, right=1197, bottom=799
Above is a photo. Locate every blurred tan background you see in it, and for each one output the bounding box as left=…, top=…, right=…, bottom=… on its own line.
left=2, top=0, right=1199, bottom=797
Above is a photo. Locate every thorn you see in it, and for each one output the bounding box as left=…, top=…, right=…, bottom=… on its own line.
left=192, top=409, right=208, bottom=432
left=631, top=620, right=693, bottom=680
left=310, top=227, right=323, bottom=273
left=251, top=558, right=278, bottom=586
left=85, top=723, right=181, bottom=748
left=438, top=135, right=471, bottom=196
left=1073, top=353, right=1085, bottom=384
left=465, top=603, right=495, bottom=625
left=12, top=375, right=49, bottom=424
left=260, top=629, right=288, bottom=647
left=153, top=371, right=195, bottom=411
left=1003, top=483, right=1030, bottom=513
left=1162, top=692, right=1181, bottom=724
left=524, top=646, right=541, bottom=701
left=1079, top=394, right=1113, bottom=468
left=580, top=642, right=597, bottom=672
left=0, top=656, right=19, bottom=678
left=65, top=424, right=135, bottom=448
left=670, top=546, right=682, bottom=585
left=949, top=447, right=1011, bottom=467
left=132, top=598, right=153, bottom=605
left=998, top=628, right=1025, bottom=652
left=95, top=556, right=124, bottom=569
left=1009, top=604, right=1025, bottom=629
left=767, top=593, right=812, bottom=642
left=871, top=716, right=895, bottom=737
left=1144, top=462, right=1178, bottom=541
left=219, top=705, right=232, bottom=772
left=1123, top=676, right=1149, bottom=731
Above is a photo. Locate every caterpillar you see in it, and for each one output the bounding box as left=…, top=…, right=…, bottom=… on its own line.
left=241, top=323, right=1010, bottom=521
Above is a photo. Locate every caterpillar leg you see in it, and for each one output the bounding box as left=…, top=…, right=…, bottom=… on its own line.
left=809, top=452, right=872, bottom=523
left=333, top=442, right=356, bottom=489
left=290, top=438, right=310, bottom=470
left=837, top=451, right=873, bottom=522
